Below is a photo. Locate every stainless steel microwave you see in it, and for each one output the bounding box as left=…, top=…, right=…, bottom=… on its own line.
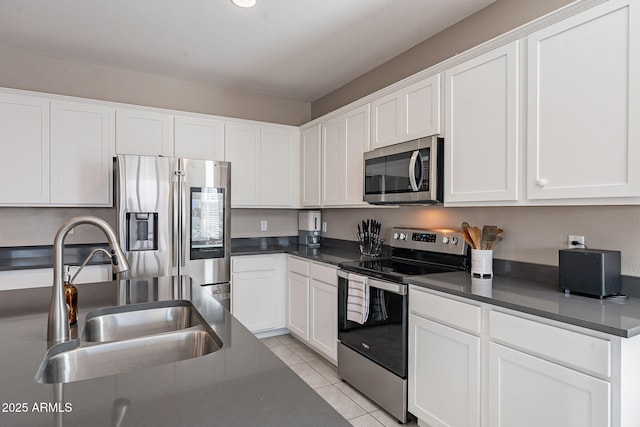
left=363, top=136, right=444, bottom=205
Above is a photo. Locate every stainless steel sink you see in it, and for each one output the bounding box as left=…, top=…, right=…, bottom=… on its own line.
left=35, top=300, right=223, bottom=384
left=81, top=300, right=205, bottom=343
left=35, top=324, right=222, bottom=384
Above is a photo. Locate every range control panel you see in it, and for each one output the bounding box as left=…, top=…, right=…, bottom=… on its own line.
left=390, top=227, right=467, bottom=256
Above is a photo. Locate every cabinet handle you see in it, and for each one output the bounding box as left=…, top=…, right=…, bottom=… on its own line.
left=536, top=179, right=547, bottom=188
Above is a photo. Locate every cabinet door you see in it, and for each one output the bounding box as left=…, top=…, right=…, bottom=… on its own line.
left=301, top=125, right=321, bottom=207
left=343, top=104, right=370, bottom=205
left=286, top=271, right=309, bottom=341
left=409, top=313, right=481, bottom=427
left=309, top=278, right=337, bottom=363
left=174, top=116, right=224, bottom=160
left=225, top=122, right=260, bottom=206
left=371, top=92, right=401, bottom=149
left=0, top=94, right=49, bottom=204
left=115, top=109, right=173, bottom=157
left=50, top=101, right=114, bottom=206
left=444, top=42, right=519, bottom=203
left=321, top=116, right=343, bottom=206
left=232, top=270, right=277, bottom=333
left=527, top=0, right=640, bottom=200
left=402, top=75, right=441, bottom=141
left=261, top=127, right=298, bottom=207
left=489, top=342, right=610, bottom=427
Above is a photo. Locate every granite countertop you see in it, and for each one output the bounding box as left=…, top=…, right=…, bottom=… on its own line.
left=0, top=276, right=350, bottom=426
left=406, top=271, right=640, bottom=338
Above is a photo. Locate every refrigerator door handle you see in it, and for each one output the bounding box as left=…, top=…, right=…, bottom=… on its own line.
left=171, top=178, right=179, bottom=269
left=180, top=176, right=188, bottom=268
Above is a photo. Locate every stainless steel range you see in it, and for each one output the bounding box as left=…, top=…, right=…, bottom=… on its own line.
left=337, top=227, right=468, bottom=423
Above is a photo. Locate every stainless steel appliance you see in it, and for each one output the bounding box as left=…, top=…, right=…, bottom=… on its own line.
left=364, top=137, right=444, bottom=205
left=298, top=210, right=321, bottom=248
left=116, top=154, right=231, bottom=310
left=338, top=227, right=468, bottom=423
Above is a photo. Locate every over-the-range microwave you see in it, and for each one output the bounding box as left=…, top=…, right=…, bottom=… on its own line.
left=363, top=136, right=444, bottom=205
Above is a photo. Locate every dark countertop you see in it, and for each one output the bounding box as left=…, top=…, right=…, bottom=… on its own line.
left=0, top=244, right=111, bottom=271
left=232, top=238, right=379, bottom=267
left=406, top=271, right=640, bottom=338
left=0, top=276, right=350, bottom=427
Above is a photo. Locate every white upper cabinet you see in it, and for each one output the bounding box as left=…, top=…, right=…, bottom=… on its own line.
left=115, top=108, right=174, bottom=157
left=260, top=127, right=299, bottom=207
left=322, top=104, right=369, bottom=206
left=371, top=92, right=401, bottom=149
left=300, top=124, right=322, bottom=207
left=371, top=74, right=441, bottom=150
left=0, top=93, right=50, bottom=205
left=402, top=74, right=441, bottom=141
left=225, top=122, right=261, bottom=206
left=444, top=41, right=520, bottom=204
left=225, top=122, right=299, bottom=208
left=527, top=0, right=640, bottom=200
left=50, top=100, right=114, bottom=206
left=174, top=115, right=225, bottom=160
left=0, top=92, right=114, bottom=207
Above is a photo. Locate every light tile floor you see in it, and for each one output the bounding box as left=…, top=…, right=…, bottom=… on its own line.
left=261, top=334, right=418, bottom=427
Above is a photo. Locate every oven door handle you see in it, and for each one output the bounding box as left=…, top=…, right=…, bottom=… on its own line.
left=338, top=270, right=406, bottom=295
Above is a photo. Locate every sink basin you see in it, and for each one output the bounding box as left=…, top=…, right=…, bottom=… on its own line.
left=81, top=300, right=205, bottom=343
left=35, top=324, right=222, bottom=384
left=35, top=300, right=223, bottom=384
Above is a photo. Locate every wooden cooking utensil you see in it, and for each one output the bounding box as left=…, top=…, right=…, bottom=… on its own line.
left=468, top=226, right=482, bottom=250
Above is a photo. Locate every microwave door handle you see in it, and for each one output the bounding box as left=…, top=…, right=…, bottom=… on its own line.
left=408, top=150, right=422, bottom=191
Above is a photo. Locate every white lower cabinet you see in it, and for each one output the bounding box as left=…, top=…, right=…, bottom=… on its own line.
left=286, top=255, right=338, bottom=364
left=407, top=286, right=640, bottom=427
left=409, top=288, right=481, bottom=427
left=231, top=254, right=286, bottom=336
left=489, top=342, right=610, bottom=427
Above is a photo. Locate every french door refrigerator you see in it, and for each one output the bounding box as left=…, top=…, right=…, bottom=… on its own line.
left=116, top=154, right=231, bottom=308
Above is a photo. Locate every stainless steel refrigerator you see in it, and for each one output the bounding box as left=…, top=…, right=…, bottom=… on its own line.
left=116, top=154, right=231, bottom=309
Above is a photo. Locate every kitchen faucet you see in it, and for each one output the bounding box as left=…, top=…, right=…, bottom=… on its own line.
left=47, top=216, right=130, bottom=345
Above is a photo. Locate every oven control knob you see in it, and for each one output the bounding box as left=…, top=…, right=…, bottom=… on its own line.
left=442, top=236, right=450, bottom=244
left=393, top=232, right=400, bottom=240
left=399, top=233, right=407, bottom=240
left=450, top=237, right=459, bottom=245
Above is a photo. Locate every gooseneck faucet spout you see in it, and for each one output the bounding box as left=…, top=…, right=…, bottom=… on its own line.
left=48, top=216, right=130, bottom=345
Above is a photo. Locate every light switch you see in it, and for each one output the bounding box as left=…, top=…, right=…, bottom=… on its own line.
left=260, top=220, right=268, bottom=231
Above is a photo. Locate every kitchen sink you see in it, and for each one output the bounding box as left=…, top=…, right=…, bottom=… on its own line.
left=81, top=300, right=206, bottom=343
left=35, top=300, right=223, bottom=384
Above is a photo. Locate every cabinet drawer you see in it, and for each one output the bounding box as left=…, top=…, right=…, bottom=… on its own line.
left=489, top=310, right=611, bottom=378
left=232, top=255, right=277, bottom=273
left=409, top=288, right=481, bottom=334
left=309, top=262, right=337, bottom=286
left=287, top=256, right=309, bottom=277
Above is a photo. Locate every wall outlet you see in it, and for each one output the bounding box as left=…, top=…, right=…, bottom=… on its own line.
left=322, top=221, right=327, bottom=233
left=568, top=235, right=585, bottom=249
left=260, top=220, right=268, bottom=231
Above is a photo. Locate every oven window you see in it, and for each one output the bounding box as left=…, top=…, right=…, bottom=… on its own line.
left=338, top=278, right=407, bottom=378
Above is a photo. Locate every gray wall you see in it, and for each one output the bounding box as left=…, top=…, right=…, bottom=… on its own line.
left=311, top=0, right=574, bottom=118
left=0, top=208, right=298, bottom=246
left=0, top=45, right=310, bottom=126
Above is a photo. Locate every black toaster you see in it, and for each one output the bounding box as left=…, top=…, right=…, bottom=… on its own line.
left=559, top=249, right=621, bottom=298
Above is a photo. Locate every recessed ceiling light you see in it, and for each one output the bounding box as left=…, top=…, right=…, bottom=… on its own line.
left=232, top=0, right=256, bottom=8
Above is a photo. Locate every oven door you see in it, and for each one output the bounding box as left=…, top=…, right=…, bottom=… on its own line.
left=363, top=136, right=443, bottom=205
left=337, top=271, right=408, bottom=378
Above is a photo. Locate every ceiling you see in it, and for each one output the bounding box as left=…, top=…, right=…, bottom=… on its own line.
left=0, top=0, right=495, bottom=102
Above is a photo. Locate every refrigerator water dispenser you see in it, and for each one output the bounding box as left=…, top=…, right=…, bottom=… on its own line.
left=126, top=212, right=158, bottom=251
